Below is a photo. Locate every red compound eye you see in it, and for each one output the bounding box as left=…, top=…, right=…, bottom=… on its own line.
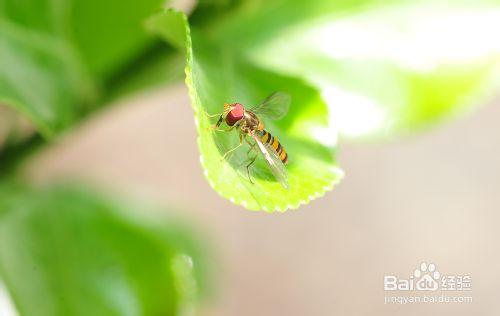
left=225, top=103, right=244, bottom=126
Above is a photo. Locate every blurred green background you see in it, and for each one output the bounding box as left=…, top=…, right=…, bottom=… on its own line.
left=1, top=0, right=499, bottom=315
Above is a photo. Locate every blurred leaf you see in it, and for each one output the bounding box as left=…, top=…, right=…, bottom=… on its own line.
left=0, top=0, right=69, bottom=35
left=0, top=0, right=171, bottom=141
left=104, top=46, right=185, bottom=102
left=206, top=0, right=500, bottom=139
left=0, top=105, right=36, bottom=149
left=0, top=0, right=166, bottom=80
left=69, top=0, right=166, bottom=79
left=0, top=183, right=208, bottom=316
left=0, top=21, right=95, bottom=138
left=148, top=10, right=343, bottom=212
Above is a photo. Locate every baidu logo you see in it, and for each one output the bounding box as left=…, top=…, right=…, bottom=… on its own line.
left=413, top=262, right=440, bottom=291
left=384, top=262, right=471, bottom=292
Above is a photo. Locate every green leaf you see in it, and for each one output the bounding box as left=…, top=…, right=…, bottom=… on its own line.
left=104, top=48, right=185, bottom=102
left=69, top=0, right=166, bottom=79
left=0, top=21, right=95, bottom=138
left=148, top=10, right=343, bottom=212
left=0, top=0, right=166, bottom=80
left=0, top=183, right=208, bottom=316
left=209, top=0, right=500, bottom=139
left=0, top=0, right=169, bottom=140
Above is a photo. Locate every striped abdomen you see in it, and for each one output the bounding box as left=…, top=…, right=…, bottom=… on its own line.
left=258, top=130, right=288, bottom=164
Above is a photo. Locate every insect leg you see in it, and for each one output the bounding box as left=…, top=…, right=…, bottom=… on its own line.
left=212, top=125, right=235, bottom=132
left=206, top=112, right=223, bottom=118
left=205, top=111, right=225, bottom=128
left=246, top=154, right=258, bottom=184
left=241, top=135, right=259, bottom=184
left=220, top=133, right=243, bottom=161
left=215, top=115, right=224, bottom=128
left=244, top=136, right=257, bottom=154
left=246, top=143, right=256, bottom=155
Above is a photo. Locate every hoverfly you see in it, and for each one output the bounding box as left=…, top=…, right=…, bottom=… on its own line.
left=210, top=92, right=291, bottom=189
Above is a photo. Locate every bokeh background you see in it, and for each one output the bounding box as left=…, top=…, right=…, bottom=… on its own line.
left=1, top=83, right=496, bottom=315
left=1, top=0, right=500, bottom=315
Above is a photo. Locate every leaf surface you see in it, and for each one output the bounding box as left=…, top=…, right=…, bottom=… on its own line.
left=148, top=10, right=343, bottom=211
left=0, top=0, right=167, bottom=139
left=0, top=183, right=207, bottom=316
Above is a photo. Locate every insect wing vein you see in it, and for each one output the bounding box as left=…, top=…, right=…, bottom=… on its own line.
left=249, top=92, right=291, bottom=121
left=252, top=134, right=289, bottom=189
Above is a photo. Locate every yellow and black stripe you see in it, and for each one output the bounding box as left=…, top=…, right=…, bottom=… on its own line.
left=258, top=130, right=288, bottom=164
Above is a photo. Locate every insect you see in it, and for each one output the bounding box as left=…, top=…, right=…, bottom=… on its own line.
left=210, top=92, right=291, bottom=189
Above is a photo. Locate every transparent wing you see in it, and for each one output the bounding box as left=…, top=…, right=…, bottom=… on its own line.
left=249, top=92, right=291, bottom=120
left=251, top=134, right=289, bottom=190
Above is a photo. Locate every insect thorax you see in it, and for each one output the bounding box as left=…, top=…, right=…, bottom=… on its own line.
left=242, top=111, right=263, bottom=132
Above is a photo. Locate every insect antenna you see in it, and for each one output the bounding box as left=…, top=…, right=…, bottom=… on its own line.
left=215, top=115, right=224, bottom=127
